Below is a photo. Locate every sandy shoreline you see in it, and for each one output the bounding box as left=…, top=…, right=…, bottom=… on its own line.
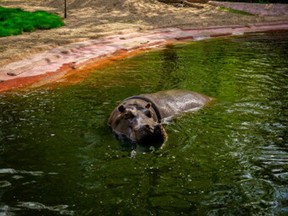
left=0, top=0, right=288, bottom=92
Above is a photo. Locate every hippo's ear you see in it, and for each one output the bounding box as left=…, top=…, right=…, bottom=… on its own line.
left=118, top=105, right=125, bottom=113
left=145, top=103, right=151, bottom=109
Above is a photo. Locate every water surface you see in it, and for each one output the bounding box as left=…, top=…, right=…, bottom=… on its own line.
left=0, top=31, right=288, bottom=215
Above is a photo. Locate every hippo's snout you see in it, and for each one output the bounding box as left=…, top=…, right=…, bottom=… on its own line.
left=134, top=124, right=157, bottom=137
left=134, top=123, right=166, bottom=145
left=140, top=124, right=157, bottom=134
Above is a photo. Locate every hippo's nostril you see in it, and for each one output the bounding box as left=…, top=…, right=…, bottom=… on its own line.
left=154, top=124, right=163, bottom=134
left=145, top=124, right=153, bottom=132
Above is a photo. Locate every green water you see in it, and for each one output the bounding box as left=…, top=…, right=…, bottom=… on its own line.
left=0, top=31, right=288, bottom=215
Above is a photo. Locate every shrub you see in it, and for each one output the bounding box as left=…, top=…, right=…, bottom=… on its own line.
left=0, top=6, right=64, bottom=37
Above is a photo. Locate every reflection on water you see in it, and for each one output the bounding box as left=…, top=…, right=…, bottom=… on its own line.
left=0, top=31, right=288, bottom=215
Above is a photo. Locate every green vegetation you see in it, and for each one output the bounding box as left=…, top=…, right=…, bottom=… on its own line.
left=218, top=6, right=254, bottom=16
left=0, top=6, right=64, bottom=37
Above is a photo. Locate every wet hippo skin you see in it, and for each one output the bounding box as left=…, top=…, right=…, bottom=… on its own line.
left=108, top=90, right=211, bottom=148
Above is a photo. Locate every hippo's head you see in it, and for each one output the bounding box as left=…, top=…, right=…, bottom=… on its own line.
left=108, top=102, right=166, bottom=147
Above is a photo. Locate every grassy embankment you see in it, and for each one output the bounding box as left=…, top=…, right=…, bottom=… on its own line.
left=0, top=6, right=64, bottom=37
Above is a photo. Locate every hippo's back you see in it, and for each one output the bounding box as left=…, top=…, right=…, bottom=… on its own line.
left=139, top=90, right=211, bottom=120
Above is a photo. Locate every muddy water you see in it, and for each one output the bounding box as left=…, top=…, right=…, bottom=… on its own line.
left=0, top=31, right=287, bottom=215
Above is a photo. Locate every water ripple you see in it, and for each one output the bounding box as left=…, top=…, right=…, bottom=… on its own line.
left=18, top=202, right=74, bottom=215
left=258, top=145, right=288, bottom=183
left=0, top=168, right=44, bottom=176
left=0, top=180, right=12, bottom=188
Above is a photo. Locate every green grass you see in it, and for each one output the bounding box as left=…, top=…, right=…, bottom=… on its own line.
left=218, top=6, right=254, bottom=16
left=0, top=6, right=64, bottom=37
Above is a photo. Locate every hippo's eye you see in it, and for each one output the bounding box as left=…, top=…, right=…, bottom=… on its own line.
left=143, top=109, right=152, bottom=118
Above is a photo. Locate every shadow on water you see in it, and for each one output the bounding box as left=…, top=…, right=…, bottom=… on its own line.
left=0, top=31, right=288, bottom=215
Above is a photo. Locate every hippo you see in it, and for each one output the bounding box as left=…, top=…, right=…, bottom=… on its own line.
left=108, top=90, right=211, bottom=149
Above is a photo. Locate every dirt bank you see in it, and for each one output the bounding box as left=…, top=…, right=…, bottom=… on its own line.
left=0, top=0, right=287, bottom=91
